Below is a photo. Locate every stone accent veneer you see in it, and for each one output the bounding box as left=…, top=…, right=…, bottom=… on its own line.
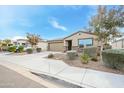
left=64, top=46, right=68, bottom=52
left=64, top=46, right=83, bottom=52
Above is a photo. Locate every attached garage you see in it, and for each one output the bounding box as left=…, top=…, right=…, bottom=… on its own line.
left=48, top=39, right=64, bottom=52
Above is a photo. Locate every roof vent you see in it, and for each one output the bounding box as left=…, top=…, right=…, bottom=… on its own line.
left=78, top=32, right=82, bottom=35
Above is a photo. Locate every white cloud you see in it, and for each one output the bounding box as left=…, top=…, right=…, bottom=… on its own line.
left=49, top=18, right=67, bottom=31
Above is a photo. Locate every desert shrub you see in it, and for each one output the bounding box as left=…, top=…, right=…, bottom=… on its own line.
left=80, top=53, right=90, bottom=64
left=102, top=49, right=124, bottom=70
left=36, top=48, right=42, bottom=52
left=66, top=50, right=78, bottom=60
left=17, top=46, right=24, bottom=53
left=48, top=53, right=54, bottom=58
left=26, top=48, right=33, bottom=54
left=83, top=47, right=97, bottom=58
left=8, top=46, right=17, bottom=52
left=91, top=57, right=98, bottom=62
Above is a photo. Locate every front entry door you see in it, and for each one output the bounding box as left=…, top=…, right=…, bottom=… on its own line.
left=68, top=40, right=72, bottom=50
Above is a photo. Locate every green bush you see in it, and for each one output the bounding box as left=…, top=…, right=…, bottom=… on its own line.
left=80, top=53, right=90, bottom=64
left=66, top=50, right=78, bottom=60
left=8, top=46, right=17, bottom=52
left=36, top=48, right=42, bottom=52
left=48, top=53, right=54, bottom=58
left=83, top=47, right=97, bottom=58
left=102, top=49, right=124, bottom=70
left=17, top=46, right=24, bottom=53
left=26, top=48, right=33, bottom=54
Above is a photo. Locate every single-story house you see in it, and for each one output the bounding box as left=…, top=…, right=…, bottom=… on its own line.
left=111, top=36, right=124, bottom=49
left=64, top=31, right=98, bottom=51
left=47, top=39, right=64, bottom=52
left=13, top=39, right=30, bottom=47
left=12, top=39, right=48, bottom=51
left=48, top=31, right=98, bottom=52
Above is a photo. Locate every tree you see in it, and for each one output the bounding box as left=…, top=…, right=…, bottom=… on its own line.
left=89, top=6, right=107, bottom=49
left=0, top=40, right=2, bottom=51
left=102, top=6, right=124, bottom=42
left=3, top=39, right=11, bottom=46
left=89, top=5, right=124, bottom=50
left=26, top=33, right=41, bottom=49
left=0, top=40, right=2, bottom=46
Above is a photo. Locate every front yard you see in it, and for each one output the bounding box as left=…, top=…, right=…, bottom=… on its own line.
left=48, top=53, right=124, bottom=75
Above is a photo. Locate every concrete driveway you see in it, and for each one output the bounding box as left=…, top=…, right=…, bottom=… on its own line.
left=0, top=51, right=124, bottom=88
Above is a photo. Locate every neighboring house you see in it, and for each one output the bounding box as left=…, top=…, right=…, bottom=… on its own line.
left=48, top=31, right=98, bottom=52
left=13, top=39, right=30, bottom=48
left=37, top=40, right=48, bottom=51
left=47, top=39, right=64, bottom=52
left=12, top=39, right=48, bottom=51
left=111, top=36, right=124, bottom=49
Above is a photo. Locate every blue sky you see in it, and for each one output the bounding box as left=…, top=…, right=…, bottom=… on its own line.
left=0, top=5, right=117, bottom=40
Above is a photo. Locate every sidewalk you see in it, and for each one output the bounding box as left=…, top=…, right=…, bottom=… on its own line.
left=0, top=52, right=124, bottom=88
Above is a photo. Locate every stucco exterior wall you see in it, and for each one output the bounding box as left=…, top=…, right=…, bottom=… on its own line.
left=64, top=32, right=98, bottom=47
left=112, top=42, right=117, bottom=49
left=17, top=41, right=27, bottom=45
left=112, top=39, right=124, bottom=49
left=37, top=41, right=48, bottom=51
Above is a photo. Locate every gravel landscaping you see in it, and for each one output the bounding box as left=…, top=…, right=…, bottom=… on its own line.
left=49, top=53, right=124, bottom=75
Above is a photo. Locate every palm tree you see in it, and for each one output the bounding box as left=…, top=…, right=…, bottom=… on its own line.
left=26, top=33, right=41, bottom=49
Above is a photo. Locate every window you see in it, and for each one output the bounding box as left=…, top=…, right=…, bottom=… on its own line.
left=78, top=38, right=93, bottom=47
left=22, top=43, right=26, bottom=45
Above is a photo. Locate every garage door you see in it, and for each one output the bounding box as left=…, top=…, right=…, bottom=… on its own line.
left=48, top=42, right=64, bottom=52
